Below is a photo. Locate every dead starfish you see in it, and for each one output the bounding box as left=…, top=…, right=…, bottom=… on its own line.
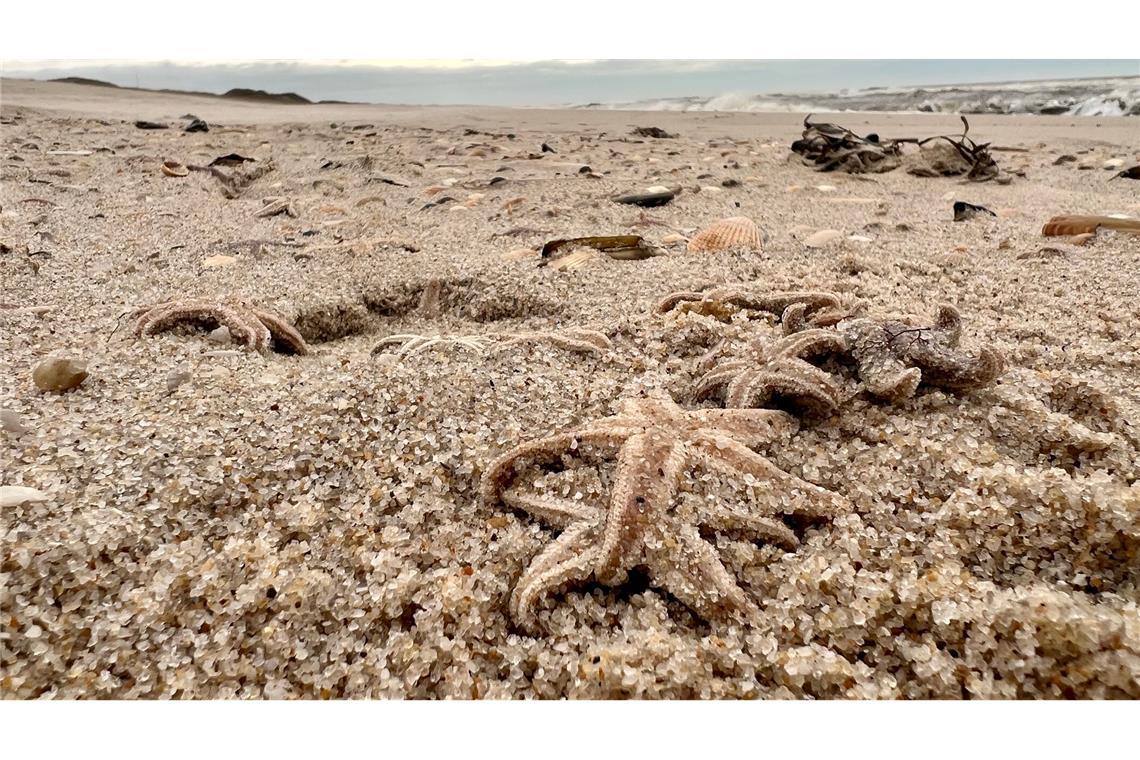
left=780, top=300, right=864, bottom=335
left=496, top=328, right=612, bottom=355
left=655, top=288, right=841, bottom=324
left=836, top=304, right=1002, bottom=401
left=693, top=329, right=848, bottom=416
left=371, top=333, right=493, bottom=357
left=127, top=297, right=309, bottom=355
left=481, top=388, right=850, bottom=631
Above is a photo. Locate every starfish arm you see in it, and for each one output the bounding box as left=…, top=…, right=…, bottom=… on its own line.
left=781, top=302, right=810, bottom=335
left=479, top=427, right=631, bottom=508
left=510, top=521, right=602, bottom=632
left=765, top=330, right=848, bottom=361
left=238, top=307, right=273, bottom=353
left=724, top=368, right=841, bottom=416
left=724, top=290, right=841, bottom=317
left=691, top=434, right=851, bottom=520
left=693, top=361, right=751, bottom=402
left=654, top=290, right=709, bottom=313
left=842, top=318, right=923, bottom=400
left=642, top=520, right=762, bottom=625
left=250, top=308, right=310, bottom=355
left=699, top=501, right=800, bottom=550
left=689, top=407, right=799, bottom=446
left=595, top=435, right=687, bottom=584
left=724, top=371, right=775, bottom=409
left=501, top=488, right=604, bottom=529
left=907, top=343, right=1004, bottom=391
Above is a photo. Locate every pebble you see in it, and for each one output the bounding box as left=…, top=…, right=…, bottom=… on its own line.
left=0, top=486, right=50, bottom=508
left=32, top=357, right=87, bottom=393
left=700, top=186, right=722, bottom=193
left=803, top=229, right=843, bottom=248
left=1, top=409, right=28, bottom=435
left=208, top=326, right=232, bottom=344
left=166, top=367, right=193, bottom=391
left=1104, top=159, right=1124, bottom=170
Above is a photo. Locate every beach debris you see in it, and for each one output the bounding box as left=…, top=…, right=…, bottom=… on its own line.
left=160, top=159, right=188, bottom=178
left=46, top=150, right=93, bottom=156
left=207, top=326, right=232, bottom=344
left=0, top=486, right=49, bottom=508
left=694, top=329, right=849, bottom=417
left=480, top=387, right=850, bottom=631
left=202, top=254, right=237, bottom=268
left=497, top=328, right=612, bottom=355
left=184, top=118, right=209, bottom=133
left=126, top=297, right=309, bottom=355
left=1103, top=159, right=1125, bottom=171
left=539, top=235, right=664, bottom=265
left=1053, top=155, right=1078, bottom=165
left=255, top=198, right=298, bottom=218
left=372, top=333, right=493, bottom=358
left=134, top=121, right=168, bottom=130
left=630, top=126, right=677, bottom=139
left=953, top=201, right=997, bottom=222
left=803, top=229, right=843, bottom=248
left=829, top=304, right=1004, bottom=402
left=1110, top=165, right=1140, bottom=180
left=541, top=143, right=555, bottom=153
left=208, top=153, right=256, bottom=167
left=1070, top=233, right=1097, bottom=246
left=612, top=190, right=677, bottom=208
left=368, top=174, right=411, bottom=187
left=1041, top=215, right=1140, bottom=236
left=687, top=217, right=763, bottom=253
left=907, top=117, right=999, bottom=181
left=791, top=114, right=903, bottom=174
left=0, top=409, right=27, bottom=435
left=1018, top=246, right=1068, bottom=261
left=206, top=158, right=275, bottom=199
left=657, top=288, right=841, bottom=323
left=32, top=357, right=88, bottom=393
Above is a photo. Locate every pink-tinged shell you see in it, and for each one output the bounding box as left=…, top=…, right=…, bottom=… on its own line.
left=687, top=216, right=763, bottom=253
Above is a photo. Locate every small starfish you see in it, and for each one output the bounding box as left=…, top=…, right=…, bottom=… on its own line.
left=835, top=304, right=1003, bottom=401
left=655, top=288, right=841, bottom=324
left=127, top=297, right=309, bottom=355
left=481, top=389, right=850, bottom=631
left=693, top=329, right=848, bottom=416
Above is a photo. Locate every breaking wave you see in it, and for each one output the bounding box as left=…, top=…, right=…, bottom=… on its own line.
left=576, top=76, right=1140, bottom=116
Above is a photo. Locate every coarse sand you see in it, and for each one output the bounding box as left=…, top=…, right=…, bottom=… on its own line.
left=2, top=78, right=1139, bottom=698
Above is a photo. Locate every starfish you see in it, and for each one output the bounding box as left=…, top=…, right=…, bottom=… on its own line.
left=834, top=304, right=1003, bottom=401
left=655, top=288, right=842, bottom=324
left=480, top=388, right=850, bottom=631
left=127, top=297, right=309, bottom=355
left=780, top=300, right=864, bottom=335
left=693, top=329, right=848, bottom=416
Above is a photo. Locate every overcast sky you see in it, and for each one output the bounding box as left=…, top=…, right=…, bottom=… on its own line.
left=3, top=59, right=1137, bottom=106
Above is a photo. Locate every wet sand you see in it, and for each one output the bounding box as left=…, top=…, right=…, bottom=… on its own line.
left=2, top=78, right=1139, bottom=698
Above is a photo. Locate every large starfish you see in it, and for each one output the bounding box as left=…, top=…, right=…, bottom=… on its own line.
left=128, top=297, right=309, bottom=355
left=693, top=329, right=848, bottom=416
left=834, top=304, right=1002, bottom=401
left=480, top=389, right=850, bottom=631
left=655, top=288, right=841, bottom=324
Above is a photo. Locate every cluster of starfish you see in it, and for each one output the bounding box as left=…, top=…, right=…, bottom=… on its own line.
left=126, top=297, right=310, bottom=355
left=484, top=290, right=1006, bottom=632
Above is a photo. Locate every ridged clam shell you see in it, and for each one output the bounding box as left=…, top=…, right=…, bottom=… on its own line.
left=687, top=216, right=763, bottom=253
left=161, top=159, right=188, bottom=177
left=548, top=249, right=600, bottom=272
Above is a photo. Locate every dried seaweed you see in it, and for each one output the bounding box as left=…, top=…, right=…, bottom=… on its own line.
left=908, top=117, right=999, bottom=181
left=790, top=114, right=903, bottom=174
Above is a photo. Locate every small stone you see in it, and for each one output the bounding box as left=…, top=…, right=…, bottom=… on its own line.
left=803, top=229, right=843, bottom=248
left=32, top=357, right=87, bottom=393
left=1104, top=158, right=1124, bottom=170
left=0, top=486, right=49, bottom=508
left=701, top=186, right=722, bottom=194
left=208, top=326, right=232, bottom=344
left=1, top=409, right=27, bottom=435
left=166, top=367, right=193, bottom=391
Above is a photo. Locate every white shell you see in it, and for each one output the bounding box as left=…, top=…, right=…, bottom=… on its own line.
left=687, top=217, right=763, bottom=253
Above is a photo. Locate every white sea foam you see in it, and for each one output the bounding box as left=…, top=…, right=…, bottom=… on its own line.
left=576, top=76, right=1140, bottom=116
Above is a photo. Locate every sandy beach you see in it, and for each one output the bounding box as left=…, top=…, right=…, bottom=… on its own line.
left=2, top=77, right=1138, bottom=699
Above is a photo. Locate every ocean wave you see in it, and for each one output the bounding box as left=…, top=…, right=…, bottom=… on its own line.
left=576, top=76, right=1140, bottom=116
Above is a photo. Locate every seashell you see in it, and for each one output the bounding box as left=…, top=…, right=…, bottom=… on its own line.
left=424, top=185, right=447, bottom=197
left=548, top=248, right=600, bottom=272
left=1069, top=233, right=1096, bottom=246
left=803, top=229, right=843, bottom=248
left=1042, top=215, right=1140, bottom=236
left=687, top=217, right=763, bottom=253
left=161, top=159, right=188, bottom=177
left=661, top=233, right=687, bottom=245
left=815, top=184, right=837, bottom=193
left=646, top=185, right=671, bottom=193
left=202, top=254, right=236, bottom=268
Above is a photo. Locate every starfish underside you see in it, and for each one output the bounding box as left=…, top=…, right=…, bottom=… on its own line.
left=837, top=304, right=1003, bottom=401
left=481, top=390, right=851, bottom=631
left=129, top=297, right=309, bottom=355
left=694, top=329, right=849, bottom=416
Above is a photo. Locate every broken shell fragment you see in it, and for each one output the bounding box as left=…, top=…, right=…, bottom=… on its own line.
left=1041, top=215, right=1140, bottom=236
left=161, top=160, right=188, bottom=177
left=686, top=217, right=763, bottom=253
left=540, top=235, right=664, bottom=264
